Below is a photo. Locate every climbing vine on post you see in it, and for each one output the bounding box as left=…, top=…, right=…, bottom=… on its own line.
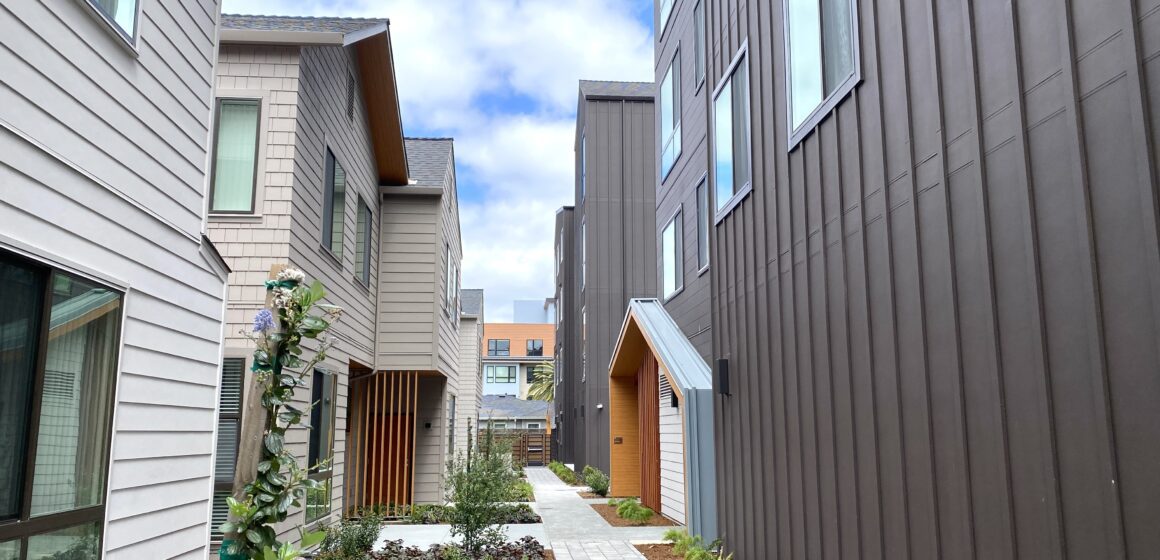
left=219, top=268, right=342, bottom=559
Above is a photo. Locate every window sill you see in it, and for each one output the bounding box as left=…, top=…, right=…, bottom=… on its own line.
left=318, top=245, right=342, bottom=268
left=788, top=74, right=861, bottom=151
left=80, top=0, right=140, bottom=57
left=714, top=181, right=753, bottom=225
left=208, top=213, right=263, bottom=224
left=697, top=263, right=710, bottom=277
left=663, top=285, right=685, bottom=303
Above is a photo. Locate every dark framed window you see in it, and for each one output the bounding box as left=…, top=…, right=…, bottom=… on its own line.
left=487, top=339, right=510, bottom=357
left=486, top=365, right=516, bottom=383
left=84, top=0, right=139, bottom=45
left=785, top=0, right=859, bottom=145
left=579, top=133, right=586, bottom=201
left=659, top=0, right=674, bottom=35
left=355, top=198, right=372, bottom=286
left=713, top=49, right=752, bottom=217
left=322, top=150, right=346, bottom=259
left=696, top=178, right=709, bottom=269
left=580, top=219, right=587, bottom=291
left=662, top=208, right=684, bottom=299
left=447, top=396, right=456, bottom=455
left=209, top=99, right=261, bottom=214
left=211, top=358, right=245, bottom=542
left=526, top=339, right=544, bottom=357
left=0, top=250, right=123, bottom=557
left=694, top=0, right=706, bottom=86
left=305, top=370, right=336, bottom=523
left=660, top=48, right=682, bottom=180
left=526, top=365, right=537, bottom=384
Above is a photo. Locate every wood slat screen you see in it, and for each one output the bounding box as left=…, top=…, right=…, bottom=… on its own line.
left=637, top=353, right=661, bottom=512
left=345, top=370, right=419, bottom=516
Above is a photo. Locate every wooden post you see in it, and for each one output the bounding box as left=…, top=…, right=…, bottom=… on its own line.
left=231, top=265, right=286, bottom=502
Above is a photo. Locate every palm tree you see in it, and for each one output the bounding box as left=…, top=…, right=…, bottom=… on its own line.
left=526, top=361, right=554, bottom=402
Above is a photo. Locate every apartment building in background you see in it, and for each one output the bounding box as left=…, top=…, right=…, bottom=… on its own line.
left=657, top=0, right=1160, bottom=557
left=206, top=17, right=478, bottom=543
left=555, top=81, right=657, bottom=474
left=552, top=207, right=576, bottom=463
left=481, top=322, right=555, bottom=399
left=0, top=0, right=229, bottom=557
left=513, top=298, right=556, bottom=324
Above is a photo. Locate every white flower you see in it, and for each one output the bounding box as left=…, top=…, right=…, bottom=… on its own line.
left=276, top=268, right=306, bottom=283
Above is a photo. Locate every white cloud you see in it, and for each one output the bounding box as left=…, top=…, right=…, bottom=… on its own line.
left=223, top=0, right=654, bottom=321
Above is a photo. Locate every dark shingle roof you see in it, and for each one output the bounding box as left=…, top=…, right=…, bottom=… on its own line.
left=461, top=289, right=484, bottom=317
left=221, top=14, right=387, bottom=34
left=404, top=138, right=454, bottom=187
left=480, top=395, right=553, bottom=420
left=579, top=80, right=655, bottom=100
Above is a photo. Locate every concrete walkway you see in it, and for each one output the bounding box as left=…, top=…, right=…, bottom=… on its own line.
left=527, top=466, right=673, bottom=559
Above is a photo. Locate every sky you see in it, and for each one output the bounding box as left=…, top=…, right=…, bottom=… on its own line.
left=221, top=0, right=657, bottom=322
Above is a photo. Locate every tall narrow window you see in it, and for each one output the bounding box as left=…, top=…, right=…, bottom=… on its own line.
left=210, top=99, right=261, bottom=213
left=659, top=0, right=673, bottom=34
left=786, top=0, right=857, bottom=139
left=444, top=244, right=453, bottom=314
left=579, top=133, right=586, bottom=201
left=662, top=209, right=684, bottom=298
left=211, top=357, right=245, bottom=541
left=447, top=396, right=457, bottom=455
left=580, top=219, right=587, bottom=291
left=86, top=0, right=139, bottom=43
left=660, top=50, right=682, bottom=179
left=323, top=150, right=346, bottom=258
left=305, top=370, right=336, bottom=523
left=694, top=1, right=706, bottom=86
left=526, top=339, right=544, bottom=357
left=713, top=55, right=751, bottom=213
left=0, top=251, right=121, bottom=555
left=696, top=179, right=709, bottom=269
left=355, top=198, right=372, bottom=285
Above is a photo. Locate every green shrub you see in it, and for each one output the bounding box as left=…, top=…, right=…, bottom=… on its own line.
left=406, top=504, right=449, bottom=525
left=509, top=479, right=535, bottom=502
left=582, top=465, right=610, bottom=496
left=315, top=513, right=383, bottom=560
left=445, top=428, right=519, bottom=555
left=547, top=461, right=578, bottom=485
left=662, top=529, right=734, bottom=560
left=609, top=497, right=654, bottom=524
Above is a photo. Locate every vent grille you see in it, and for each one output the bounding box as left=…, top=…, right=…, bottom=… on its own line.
left=347, top=72, right=356, bottom=122
left=220, top=358, right=244, bottom=414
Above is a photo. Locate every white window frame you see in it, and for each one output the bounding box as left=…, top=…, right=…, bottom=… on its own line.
left=696, top=174, right=710, bottom=272
left=661, top=206, right=684, bottom=300
left=659, top=0, right=675, bottom=37
left=711, top=44, right=754, bottom=222
left=526, top=423, right=541, bottom=430
left=783, top=0, right=862, bottom=148
left=660, top=47, right=682, bottom=182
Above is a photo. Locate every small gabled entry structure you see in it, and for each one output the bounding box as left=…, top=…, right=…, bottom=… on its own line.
left=607, top=299, right=717, bottom=541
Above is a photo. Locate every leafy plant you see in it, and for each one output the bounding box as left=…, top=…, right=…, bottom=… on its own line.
left=509, top=479, right=535, bottom=502
left=315, top=513, right=383, bottom=560
left=582, top=465, right=609, bottom=496
left=608, top=497, right=654, bottom=524
left=526, top=361, right=554, bottom=402
left=259, top=530, right=327, bottom=560
left=407, top=504, right=450, bottom=524
left=663, top=530, right=735, bottom=560
left=368, top=537, right=547, bottom=560
left=218, top=268, right=343, bottom=559
left=547, top=461, right=578, bottom=485
left=445, top=426, right=519, bottom=555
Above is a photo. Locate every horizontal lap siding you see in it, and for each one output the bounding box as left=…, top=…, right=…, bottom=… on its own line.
left=658, top=375, right=685, bottom=524
left=412, top=376, right=447, bottom=504
left=378, top=198, right=439, bottom=369
left=0, top=0, right=225, bottom=557
left=456, top=318, right=483, bottom=456
left=707, top=0, right=1160, bottom=558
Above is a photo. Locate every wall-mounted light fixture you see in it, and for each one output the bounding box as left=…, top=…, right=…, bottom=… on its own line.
left=596, top=403, right=604, bottom=411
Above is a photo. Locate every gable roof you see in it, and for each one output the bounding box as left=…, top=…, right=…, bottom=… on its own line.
left=479, top=395, right=553, bottom=420
left=608, top=299, right=711, bottom=392
left=579, top=80, right=655, bottom=101
left=461, top=289, right=485, bottom=318
left=404, top=138, right=455, bottom=187
left=219, top=14, right=409, bottom=186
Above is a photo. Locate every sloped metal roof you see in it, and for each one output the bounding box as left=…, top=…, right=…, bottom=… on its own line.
left=615, top=299, right=712, bottom=391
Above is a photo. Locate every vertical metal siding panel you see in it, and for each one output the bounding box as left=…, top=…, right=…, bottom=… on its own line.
left=812, top=124, right=840, bottom=560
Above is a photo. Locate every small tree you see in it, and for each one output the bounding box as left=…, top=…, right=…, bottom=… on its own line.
left=445, top=425, right=519, bottom=555
left=220, top=268, right=342, bottom=559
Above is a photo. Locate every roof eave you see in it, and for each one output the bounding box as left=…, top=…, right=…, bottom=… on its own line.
left=219, top=28, right=345, bottom=45
left=355, top=27, right=410, bottom=186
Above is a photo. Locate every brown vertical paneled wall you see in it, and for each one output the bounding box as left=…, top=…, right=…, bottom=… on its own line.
left=637, top=353, right=661, bottom=513
left=671, top=0, right=1160, bottom=558
left=345, top=371, right=419, bottom=514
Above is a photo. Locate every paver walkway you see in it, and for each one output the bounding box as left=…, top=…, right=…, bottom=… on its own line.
left=527, top=466, right=673, bottom=560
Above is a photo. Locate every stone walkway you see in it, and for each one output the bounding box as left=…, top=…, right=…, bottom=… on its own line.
left=526, top=466, right=673, bottom=560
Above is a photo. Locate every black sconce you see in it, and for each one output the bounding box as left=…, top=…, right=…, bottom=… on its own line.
left=716, top=358, right=730, bottom=396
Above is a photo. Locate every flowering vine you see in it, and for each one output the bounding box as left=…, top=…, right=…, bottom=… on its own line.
left=220, top=268, right=342, bottom=559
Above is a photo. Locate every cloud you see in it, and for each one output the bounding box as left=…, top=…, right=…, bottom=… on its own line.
left=222, top=0, right=655, bottom=321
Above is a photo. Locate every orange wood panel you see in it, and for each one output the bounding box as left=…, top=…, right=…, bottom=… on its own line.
left=609, top=373, right=640, bottom=497
left=638, top=353, right=661, bottom=512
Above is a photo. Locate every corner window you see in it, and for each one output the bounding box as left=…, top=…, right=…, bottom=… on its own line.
left=694, top=1, right=706, bottom=86
left=211, top=357, right=245, bottom=541
left=696, top=179, right=709, bottom=269
left=355, top=198, right=372, bottom=286
left=579, top=133, right=586, bottom=201
left=662, top=209, right=684, bottom=299
left=305, top=370, right=336, bottom=523
left=660, top=49, right=682, bottom=180
left=85, top=0, right=138, bottom=44
left=0, top=251, right=122, bottom=555
left=526, top=339, right=544, bottom=357
left=785, top=0, right=858, bottom=141
left=323, top=150, right=346, bottom=258
left=659, top=0, right=674, bottom=35
left=713, top=53, right=751, bottom=214
left=487, top=339, right=510, bottom=357
left=209, top=99, right=261, bottom=213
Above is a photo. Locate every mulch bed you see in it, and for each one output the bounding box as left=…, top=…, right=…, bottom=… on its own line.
left=577, top=491, right=603, bottom=498
left=590, top=503, right=679, bottom=527
left=544, top=550, right=556, bottom=560
left=634, top=543, right=681, bottom=560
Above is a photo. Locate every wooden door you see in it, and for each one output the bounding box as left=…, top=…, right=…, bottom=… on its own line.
left=345, top=371, right=419, bottom=516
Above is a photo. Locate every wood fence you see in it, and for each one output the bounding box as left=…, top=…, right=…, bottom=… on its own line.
left=477, top=429, right=551, bottom=466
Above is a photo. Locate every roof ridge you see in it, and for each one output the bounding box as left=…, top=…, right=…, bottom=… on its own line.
left=405, top=136, right=455, bottom=141
left=222, top=13, right=387, bottom=21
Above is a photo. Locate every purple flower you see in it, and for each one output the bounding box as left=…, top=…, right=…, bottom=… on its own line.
left=252, top=309, right=275, bottom=333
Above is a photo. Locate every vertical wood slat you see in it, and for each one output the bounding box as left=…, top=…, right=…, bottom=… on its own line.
left=411, top=372, right=419, bottom=505
left=638, top=353, right=661, bottom=513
